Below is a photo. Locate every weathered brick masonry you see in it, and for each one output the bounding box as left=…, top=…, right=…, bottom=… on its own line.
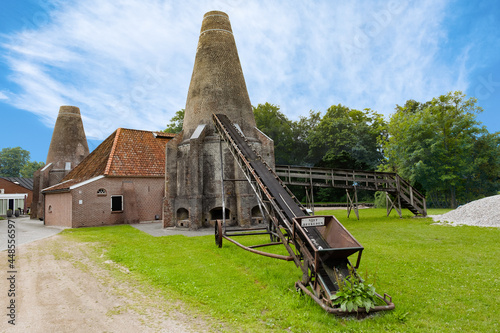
left=43, top=129, right=173, bottom=227
left=164, top=11, right=275, bottom=229
left=32, top=106, right=89, bottom=220
left=45, top=177, right=163, bottom=227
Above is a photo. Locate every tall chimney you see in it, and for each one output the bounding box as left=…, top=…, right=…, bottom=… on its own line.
left=46, top=105, right=89, bottom=170
left=163, top=11, right=274, bottom=229
left=182, top=11, right=257, bottom=139
left=31, top=105, right=89, bottom=220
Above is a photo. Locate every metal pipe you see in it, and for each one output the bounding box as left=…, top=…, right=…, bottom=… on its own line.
left=226, top=232, right=272, bottom=237
left=223, top=235, right=294, bottom=261
left=248, top=242, right=284, bottom=249
left=225, top=226, right=269, bottom=231
left=219, top=137, right=226, bottom=230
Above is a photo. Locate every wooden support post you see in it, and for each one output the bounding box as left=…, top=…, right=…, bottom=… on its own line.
left=354, top=187, right=359, bottom=220
left=410, top=186, right=414, bottom=206
left=385, top=192, right=402, bottom=218
left=386, top=191, right=390, bottom=216
left=305, top=187, right=308, bottom=207
left=309, top=169, right=315, bottom=215
left=305, top=186, right=312, bottom=213
left=346, top=188, right=359, bottom=220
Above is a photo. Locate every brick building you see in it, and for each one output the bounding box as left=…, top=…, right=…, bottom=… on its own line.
left=42, top=128, right=174, bottom=227
left=0, top=177, right=33, bottom=215
left=164, top=11, right=274, bottom=229
left=32, top=106, right=89, bottom=220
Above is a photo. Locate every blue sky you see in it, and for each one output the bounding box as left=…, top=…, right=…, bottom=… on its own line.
left=1, top=0, right=499, bottom=163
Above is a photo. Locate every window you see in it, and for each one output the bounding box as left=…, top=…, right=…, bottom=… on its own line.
left=0, top=199, right=7, bottom=215
left=111, top=195, right=123, bottom=212
left=97, top=188, right=107, bottom=196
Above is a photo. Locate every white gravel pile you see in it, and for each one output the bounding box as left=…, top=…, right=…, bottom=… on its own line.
left=430, top=195, right=500, bottom=227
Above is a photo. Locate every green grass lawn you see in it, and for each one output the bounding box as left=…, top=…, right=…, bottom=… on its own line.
left=61, top=208, right=500, bottom=332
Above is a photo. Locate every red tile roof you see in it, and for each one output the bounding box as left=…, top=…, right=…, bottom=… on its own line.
left=43, top=128, right=176, bottom=192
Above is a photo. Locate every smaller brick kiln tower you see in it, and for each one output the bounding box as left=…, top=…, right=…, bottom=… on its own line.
left=31, top=105, right=89, bottom=219
left=164, top=11, right=274, bottom=229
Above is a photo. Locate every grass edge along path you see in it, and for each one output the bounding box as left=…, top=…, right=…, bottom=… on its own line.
left=61, top=209, right=500, bottom=332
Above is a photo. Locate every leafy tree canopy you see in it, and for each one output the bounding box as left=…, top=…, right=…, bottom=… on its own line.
left=308, top=104, right=387, bottom=170
left=253, top=103, right=294, bottom=165
left=383, top=91, right=499, bottom=208
left=21, top=161, right=46, bottom=178
left=253, top=103, right=318, bottom=165
left=164, top=109, right=185, bottom=134
left=0, top=147, right=45, bottom=178
left=162, top=94, right=499, bottom=208
left=0, top=147, right=31, bottom=177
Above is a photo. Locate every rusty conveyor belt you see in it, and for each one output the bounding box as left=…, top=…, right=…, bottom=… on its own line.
left=213, top=114, right=329, bottom=250
left=213, top=113, right=395, bottom=314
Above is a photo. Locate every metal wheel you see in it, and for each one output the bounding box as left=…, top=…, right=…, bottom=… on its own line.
left=215, top=220, right=223, bottom=248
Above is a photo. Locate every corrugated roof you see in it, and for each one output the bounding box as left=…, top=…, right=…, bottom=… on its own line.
left=1, top=177, right=34, bottom=191
left=43, top=128, right=173, bottom=192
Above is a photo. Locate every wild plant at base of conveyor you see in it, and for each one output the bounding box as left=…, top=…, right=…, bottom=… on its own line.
left=331, top=269, right=378, bottom=313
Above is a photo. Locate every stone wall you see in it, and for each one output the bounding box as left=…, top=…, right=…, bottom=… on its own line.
left=163, top=11, right=275, bottom=230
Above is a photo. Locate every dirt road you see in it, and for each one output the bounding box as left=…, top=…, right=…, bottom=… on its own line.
left=0, top=235, right=213, bottom=333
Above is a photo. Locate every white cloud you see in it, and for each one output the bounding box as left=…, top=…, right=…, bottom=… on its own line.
left=0, top=91, right=8, bottom=100
left=1, top=0, right=472, bottom=139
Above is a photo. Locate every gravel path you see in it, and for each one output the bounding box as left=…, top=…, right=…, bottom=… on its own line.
left=0, top=235, right=215, bottom=332
left=430, top=194, right=500, bottom=227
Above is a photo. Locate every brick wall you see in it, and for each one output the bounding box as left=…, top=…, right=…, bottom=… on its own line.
left=44, top=192, right=72, bottom=227
left=70, top=176, right=164, bottom=227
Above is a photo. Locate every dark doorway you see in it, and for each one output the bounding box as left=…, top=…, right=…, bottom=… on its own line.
left=210, top=207, right=230, bottom=220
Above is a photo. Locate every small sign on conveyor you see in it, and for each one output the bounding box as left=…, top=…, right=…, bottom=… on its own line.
left=301, top=217, right=325, bottom=227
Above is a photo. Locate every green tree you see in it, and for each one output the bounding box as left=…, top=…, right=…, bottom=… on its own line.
left=384, top=91, right=499, bottom=208
left=0, top=147, right=31, bottom=177
left=253, top=103, right=320, bottom=165
left=253, top=104, right=321, bottom=202
left=305, top=105, right=386, bottom=203
left=253, top=103, right=295, bottom=165
left=308, top=105, right=386, bottom=170
left=292, top=110, right=321, bottom=165
left=164, top=109, right=185, bottom=134
left=465, top=132, right=500, bottom=201
left=21, top=161, right=45, bottom=178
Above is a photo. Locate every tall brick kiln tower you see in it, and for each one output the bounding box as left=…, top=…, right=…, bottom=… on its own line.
left=164, top=11, right=274, bottom=229
left=31, top=105, right=89, bottom=219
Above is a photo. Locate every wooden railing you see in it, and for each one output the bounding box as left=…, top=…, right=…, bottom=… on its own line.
left=275, top=165, right=427, bottom=216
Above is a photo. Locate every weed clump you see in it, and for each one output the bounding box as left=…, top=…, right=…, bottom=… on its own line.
left=331, top=269, right=378, bottom=313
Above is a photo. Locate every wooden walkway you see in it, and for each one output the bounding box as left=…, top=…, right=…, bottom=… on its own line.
left=275, top=165, right=427, bottom=218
